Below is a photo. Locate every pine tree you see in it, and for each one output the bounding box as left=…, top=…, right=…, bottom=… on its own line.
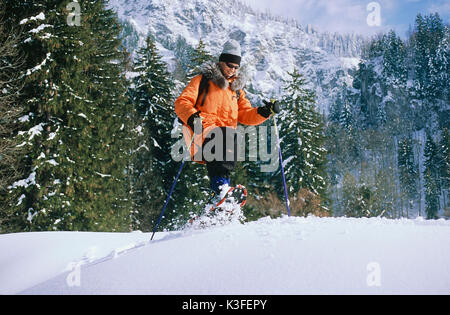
left=0, top=6, right=25, bottom=231
left=279, top=69, right=328, bottom=203
left=412, top=13, right=446, bottom=100
left=439, top=128, right=449, bottom=212
left=3, top=0, right=80, bottom=231
left=382, top=30, right=407, bottom=85
left=353, top=60, right=381, bottom=128
left=397, top=136, right=418, bottom=217
left=5, top=0, right=134, bottom=231
left=129, top=35, right=177, bottom=231
left=424, top=133, right=440, bottom=219
left=373, top=168, right=396, bottom=218
left=171, top=37, right=190, bottom=82
left=362, top=33, right=386, bottom=59
left=412, top=13, right=428, bottom=98
left=330, top=83, right=353, bottom=129
left=342, top=172, right=364, bottom=217
left=342, top=172, right=388, bottom=218
left=186, top=39, right=214, bottom=80
left=339, top=100, right=354, bottom=131
left=429, top=30, right=449, bottom=103
left=78, top=1, right=134, bottom=231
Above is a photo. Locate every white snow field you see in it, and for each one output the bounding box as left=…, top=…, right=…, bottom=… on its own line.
left=1, top=216, right=450, bottom=295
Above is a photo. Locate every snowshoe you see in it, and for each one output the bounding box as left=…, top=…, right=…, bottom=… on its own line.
left=186, top=185, right=247, bottom=229
left=212, top=184, right=247, bottom=209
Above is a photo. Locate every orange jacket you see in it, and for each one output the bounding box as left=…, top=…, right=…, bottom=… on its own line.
left=175, top=62, right=269, bottom=162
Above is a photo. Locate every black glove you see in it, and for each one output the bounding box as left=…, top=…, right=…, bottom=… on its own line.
left=258, top=100, right=281, bottom=118
left=187, top=111, right=203, bottom=134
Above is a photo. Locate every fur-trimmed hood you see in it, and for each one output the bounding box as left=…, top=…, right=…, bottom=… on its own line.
left=200, top=61, right=247, bottom=92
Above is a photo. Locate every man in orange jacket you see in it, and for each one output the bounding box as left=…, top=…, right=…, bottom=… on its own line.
left=175, top=40, right=280, bottom=199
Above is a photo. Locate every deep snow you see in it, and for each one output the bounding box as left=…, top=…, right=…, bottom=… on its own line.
left=1, top=216, right=450, bottom=295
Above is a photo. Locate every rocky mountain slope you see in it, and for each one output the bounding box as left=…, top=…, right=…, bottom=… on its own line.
left=109, top=0, right=366, bottom=115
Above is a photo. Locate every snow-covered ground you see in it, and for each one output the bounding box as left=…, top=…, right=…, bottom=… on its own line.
left=1, top=216, right=450, bottom=295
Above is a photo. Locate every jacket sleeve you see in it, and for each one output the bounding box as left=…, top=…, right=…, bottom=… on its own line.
left=175, top=75, right=202, bottom=124
left=237, top=89, right=269, bottom=126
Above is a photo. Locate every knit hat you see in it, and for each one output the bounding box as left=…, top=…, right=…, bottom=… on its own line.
left=219, top=40, right=242, bottom=66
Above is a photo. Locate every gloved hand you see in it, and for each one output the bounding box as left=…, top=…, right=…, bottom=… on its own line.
left=258, top=100, right=281, bottom=118
left=187, top=111, right=203, bottom=134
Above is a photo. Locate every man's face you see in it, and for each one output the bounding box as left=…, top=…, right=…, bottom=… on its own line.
left=219, top=61, right=239, bottom=79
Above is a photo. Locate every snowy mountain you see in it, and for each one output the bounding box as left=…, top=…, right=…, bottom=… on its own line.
left=2, top=216, right=450, bottom=295
left=108, top=0, right=365, bottom=115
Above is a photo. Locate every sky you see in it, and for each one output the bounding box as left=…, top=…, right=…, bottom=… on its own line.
left=243, top=0, right=449, bottom=38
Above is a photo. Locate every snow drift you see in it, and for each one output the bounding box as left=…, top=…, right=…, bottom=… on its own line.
left=1, top=216, right=450, bottom=295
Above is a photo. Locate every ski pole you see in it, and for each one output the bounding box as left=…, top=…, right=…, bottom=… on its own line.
left=271, top=104, right=291, bottom=217
left=150, top=134, right=195, bottom=241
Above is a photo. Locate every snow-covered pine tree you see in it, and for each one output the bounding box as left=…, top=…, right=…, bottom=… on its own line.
left=72, top=1, right=134, bottom=231
left=129, top=35, right=177, bottom=231
left=439, top=128, right=449, bottom=213
left=5, top=0, right=133, bottom=231
left=424, top=133, right=440, bottom=219
left=382, top=30, right=407, bottom=86
left=341, top=172, right=363, bottom=217
left=172, top=36, right=195, bottom=83
left=329, top=83, right=353, bottom=128
left=3, top=0, right=81, bottom=231
left=279, top=69, right=328, bottom=203
left=397, top=137, right=418, bottom=217
left=412, top=13, right=446, bottom=101
left=428, top=29, right=449, bottom=110
left=339, top=100, right=354, bottom=131
left=353, top=60, right=382, bottom=129
left=342, top=171, right=389, bottom=218
left=0, top=7, right=25, bottom=231
left=186, top=38, right=214, bottom=80
left=119, top=19, right=140, bottom=56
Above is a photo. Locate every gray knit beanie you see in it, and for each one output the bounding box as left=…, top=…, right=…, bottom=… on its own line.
left=219, top=40, right=242, bottom=65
